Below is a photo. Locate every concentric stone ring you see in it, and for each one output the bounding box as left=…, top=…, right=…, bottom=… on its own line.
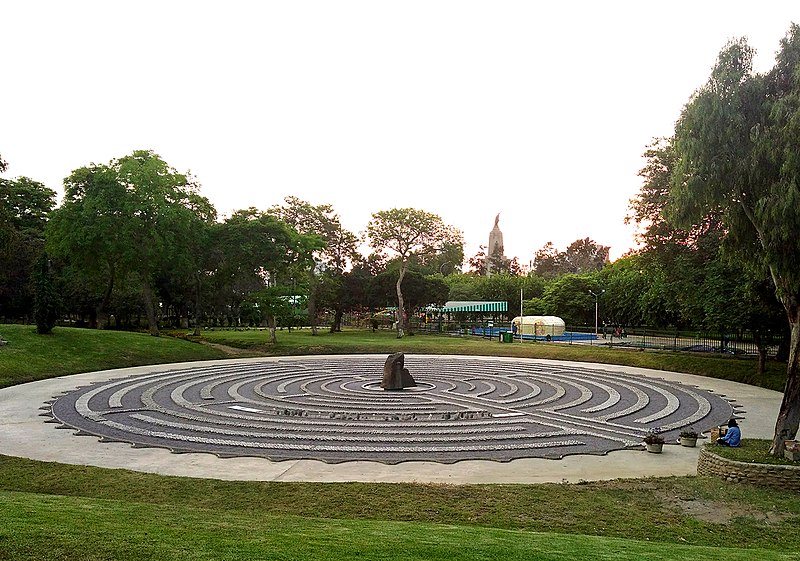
left=46, top=355, right=737, bottom=464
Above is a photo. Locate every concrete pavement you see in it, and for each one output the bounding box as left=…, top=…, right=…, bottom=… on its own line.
left=0, top=357, right=784, bottom=483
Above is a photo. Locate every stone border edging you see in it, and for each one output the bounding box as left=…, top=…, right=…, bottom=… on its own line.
left=697, top=446, right=800, bottom=490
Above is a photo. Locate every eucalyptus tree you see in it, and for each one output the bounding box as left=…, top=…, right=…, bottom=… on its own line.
left=367, top=208, right=463, bottom=337
left=669, top=26, right=800, bottom=455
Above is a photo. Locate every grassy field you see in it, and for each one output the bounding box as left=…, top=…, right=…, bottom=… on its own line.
left=197, top=326, right=789, bottom=391
left=0, top=324, right=226, bottom=388
left=6, top=491, right=795, bottom=561
left=1, top=455, right=800, bottom=560
left=1, top=323, right=798, bottom=560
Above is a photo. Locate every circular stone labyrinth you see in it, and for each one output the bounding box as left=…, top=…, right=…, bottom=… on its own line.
left=45, top=356, right=739, bottom=464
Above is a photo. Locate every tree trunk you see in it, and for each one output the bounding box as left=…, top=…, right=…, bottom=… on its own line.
left=753, top=331, right=767, bottom=377
left=330, top=308, right=343, bottom=333
left=395, top=263, right=407, bottom=338
left=267, top=314, right=277, bottom=344
left=179, top=304, right=189, bottom=329
left=308, top=268, right=318, bottom=336
left=141, top=280, right=160, bottom=337
left=95, top=263, right=115, bottom=330
left=192, top=272, right=203, bottom=336
left=770, top=296, right=800, bottom=456
left=757, top=347, right=767, bottom=378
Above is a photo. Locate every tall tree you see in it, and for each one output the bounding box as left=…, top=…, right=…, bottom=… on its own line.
left=367, top=208, right=463, bottom=337
left=538, top=273, right=599, bottom=325
left=467, top=245, right=488, bottom=276
left=0, top=176, right=57, bottom=320
left=33, top=253, right=59, bottom=334
left=669, top=26, right=800, bottom=455
left=210, top=209, right=316, bottom=342
left=532, top=242, right=561, bottom=278
left=268, top=197, right=357, bottom=335
left=47, top=150, right=215, bottom=336
left=533, top=239, right=609, bottom=277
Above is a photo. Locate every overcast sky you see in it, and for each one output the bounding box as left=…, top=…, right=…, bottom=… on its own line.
left=2, top=1, right=798, bottom=266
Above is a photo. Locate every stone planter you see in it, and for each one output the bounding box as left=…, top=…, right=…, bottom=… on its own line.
left=645, top=442, right=664, bottom=454
left=680, top=436, right=698, bottom=447
left=697, top=447, right=800, bottom=490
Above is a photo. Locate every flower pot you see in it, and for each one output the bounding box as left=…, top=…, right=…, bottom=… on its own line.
left=645, top=442, right=663, bottom=454
left=679, top=436, right=697, bottom=447
left=785, top=441, right=800, bottom=462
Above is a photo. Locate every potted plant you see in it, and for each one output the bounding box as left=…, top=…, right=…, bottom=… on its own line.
left=679, top=428, right=699, bottom=447
left=643, top=429, right=665, bottom=453
left=785, top=440, right=799, bottom=462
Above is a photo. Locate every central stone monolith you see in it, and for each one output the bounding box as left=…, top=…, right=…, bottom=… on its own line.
left=381, top=352, right=416, bottom=390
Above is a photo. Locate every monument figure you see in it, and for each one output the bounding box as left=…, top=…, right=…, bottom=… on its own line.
left=486, top=213, right=505, bottom=276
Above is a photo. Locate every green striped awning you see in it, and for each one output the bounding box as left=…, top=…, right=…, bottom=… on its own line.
left=440, top=301, right=508, bottom=313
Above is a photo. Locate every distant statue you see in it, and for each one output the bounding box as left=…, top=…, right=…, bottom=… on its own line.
left=486, top=213, right=505, bottom=276
left=381, top=352, right=416, bottom=390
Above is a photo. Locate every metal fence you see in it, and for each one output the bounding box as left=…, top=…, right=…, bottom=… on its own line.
left=411, top=319, right=779, bottom=357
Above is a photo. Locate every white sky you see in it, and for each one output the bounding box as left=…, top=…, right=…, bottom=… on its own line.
left=2, top=1, right=798, bottom=265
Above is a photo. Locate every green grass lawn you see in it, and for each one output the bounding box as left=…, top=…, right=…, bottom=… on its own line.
left=710, top=439, right=799, bottom=466
left=1, top=455, right=799, bottom=560
left=1, top=323, right=798, bottom=560
left=0, top=324, right=226, bottom=388
left=8, top=491, right=797, bottom=561
left=197, top=326, right=788, bottom=391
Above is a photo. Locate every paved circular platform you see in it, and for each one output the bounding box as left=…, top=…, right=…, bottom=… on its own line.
left=46, top=355, right=737, bottom=464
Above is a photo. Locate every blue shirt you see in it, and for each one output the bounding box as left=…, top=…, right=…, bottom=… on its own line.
left=723, top=426, right=741, bottom=447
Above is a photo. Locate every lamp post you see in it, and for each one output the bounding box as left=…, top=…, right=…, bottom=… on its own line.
left=588, top=289, right=605, bottom=338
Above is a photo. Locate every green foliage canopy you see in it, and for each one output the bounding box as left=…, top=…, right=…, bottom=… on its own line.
left=367, top=208, right=463, bottom=337
left=669, top=26, right=800, bottom=454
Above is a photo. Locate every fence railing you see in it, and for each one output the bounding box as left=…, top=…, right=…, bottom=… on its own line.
left=411, top=319, right=779, bottom=357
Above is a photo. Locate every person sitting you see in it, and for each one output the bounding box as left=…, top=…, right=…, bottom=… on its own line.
left=716, top=418, right=741, bottom=447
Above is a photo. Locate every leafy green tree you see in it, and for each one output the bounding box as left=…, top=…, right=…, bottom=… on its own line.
left=410, top=240, right=463, bottom=277
left=629, top=137, right=784, bottom=348
left=334, top=260, right=377, bottom=326
left=669, top=27, right=800, bottom=454
left=367, top=208, right=463, bottom=337
left=46, top=163, right=125, bottom=328
left=368, top=268, right=448, bottom=325
left=563, top=238, right=609, bottom=273
left=47, top=150, right=215, bottom=335
left=0, top=176, right=57, bottom=320
left=476, top=272, right=524, bottom=319
left=268, top=197, right=356, bottom=335
left=532, top=239, right=608, bottom=278
left=443, top=273, right=481, bottom=301
left=33, top=254, right=59, bottom=334
left=595, top=256, right=649, bottom=327
left=210, top=209, right=316, bottom=342
left=539, top=274, right=599, bottom=326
